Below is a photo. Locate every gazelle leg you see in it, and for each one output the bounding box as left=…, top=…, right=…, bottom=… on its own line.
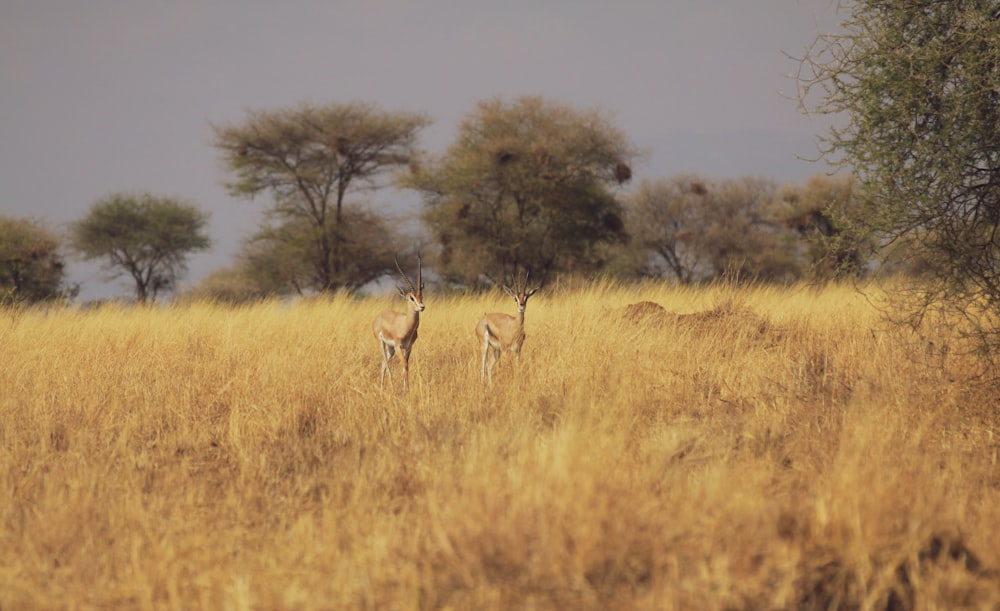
left=487, top=346, right=500, bottom=386
left=400, top=347, right=412, bottom=391
left=379, top=341, right=395, bottom=388
left=481, top=332, right=491, bottom=383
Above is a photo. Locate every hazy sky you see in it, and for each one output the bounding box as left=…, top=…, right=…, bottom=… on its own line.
left=1, top=0, right=844, bottom=300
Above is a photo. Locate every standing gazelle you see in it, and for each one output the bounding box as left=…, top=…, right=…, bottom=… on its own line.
left=372, top=255, right=425, bottom=390
left=476, top=271, right=539, bottom=385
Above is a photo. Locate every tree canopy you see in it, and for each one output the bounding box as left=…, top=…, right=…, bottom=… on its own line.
left=777, top=174, right=868, bottom=282
left=213, top=101, right=431, bottom=293
left=402, top=96, right=637, bottom=285
left=799, top=1, right=1000, bottom=348
left=69, top=192, right=211, bottom=303
left=0, top=216, right=72, bottom=304
left=626, top=175, right=799, bottom=284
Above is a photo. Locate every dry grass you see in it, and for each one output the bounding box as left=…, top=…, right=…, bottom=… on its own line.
left=2, top=282, right=999, bottom=610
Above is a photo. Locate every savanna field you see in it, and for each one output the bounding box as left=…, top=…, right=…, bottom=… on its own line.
left=2, top=282, right=1000, bottom=610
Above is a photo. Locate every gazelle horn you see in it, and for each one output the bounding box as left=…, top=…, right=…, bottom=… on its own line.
left=417, top=253, right=424, bottom=290
left=395, top=255, right=415, bottom=293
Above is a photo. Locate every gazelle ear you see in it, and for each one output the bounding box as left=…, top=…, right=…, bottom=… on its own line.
left=525, top=287, right=539, bottom=297
left=502, top=285, right=516, bottom=297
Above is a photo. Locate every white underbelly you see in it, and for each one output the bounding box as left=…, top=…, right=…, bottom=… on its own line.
left=380, top=333, right=413, bottom=349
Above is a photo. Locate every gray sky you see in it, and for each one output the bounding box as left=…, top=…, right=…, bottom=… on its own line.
left=1, top=0, right=844, bottom=300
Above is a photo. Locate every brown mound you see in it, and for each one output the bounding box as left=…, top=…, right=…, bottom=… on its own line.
left=620, top=301, right=671, bottom=326
left=675, top=300, right=777, bottom=342
left=617, top=300, right=782, bottom=344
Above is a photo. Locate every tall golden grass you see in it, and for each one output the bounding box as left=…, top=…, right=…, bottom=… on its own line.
left=1, top=281, right=998, bottom=610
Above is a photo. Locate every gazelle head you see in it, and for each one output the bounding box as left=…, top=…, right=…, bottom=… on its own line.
left=502, top=270, right=539, bottom=314
left=395, top=254, right=425, bottom=312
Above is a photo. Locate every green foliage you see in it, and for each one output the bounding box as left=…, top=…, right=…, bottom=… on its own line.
left=69, top=192, right=211, bottom=303
left=403, top=96, right=637, bottom=285
left=777, top=174, right=871, bottom=282
left=238, top=208, right=404, bottom=295
left=179, top=266, right=268, bottom=305
left=800, top=1, right=1000, bottom=353
left=0, top=216, right=73, bottom=303
left=213, top=101, right=431, bottom=293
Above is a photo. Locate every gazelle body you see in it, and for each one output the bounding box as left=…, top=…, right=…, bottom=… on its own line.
left=373, top=256, right=424, bottom=390
left=476, top=275, right=538, bottom=385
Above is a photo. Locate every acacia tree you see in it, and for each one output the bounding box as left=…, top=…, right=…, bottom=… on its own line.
left=70, top=192, right=211, bottom=303
left=402, top=96, right=637, bottom=285
left=777, top=174, right=869, bottom=282
left=799, top=1, right=1000, bottom=353
left=700, top=176, right=799, bottom=282
left=237, top=207, right=405, bottom=295
left=626, top=175, right=710, bottom=284
left=626, top=175, right=798, bottom=284
left=0, top=216, right=73, bottom=304
left=213, top=101, right=431, bottom=293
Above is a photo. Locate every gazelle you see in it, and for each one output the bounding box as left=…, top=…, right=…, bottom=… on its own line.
left=476, top=272, right=539, bottom=385
left=372, top=255, right=425, bottom=390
